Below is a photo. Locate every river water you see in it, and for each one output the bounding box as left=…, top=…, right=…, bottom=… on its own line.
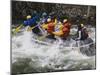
left=12, top=26, right=96, bottom=74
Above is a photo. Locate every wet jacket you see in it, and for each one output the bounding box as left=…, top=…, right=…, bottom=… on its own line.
left=23, top=16, right=39, bottom=27
left=23, top=16, right=40, bottom=34
left=80, top=28, right=88, bottom=40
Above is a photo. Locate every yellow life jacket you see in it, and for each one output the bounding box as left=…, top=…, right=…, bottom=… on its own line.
left=55, top=22, right=63, bottom=32
left=58, top=24, right=63, bottom=30
left=53, top=19, right=57, bottom=25
left=53, top=22, right=64, bottom=36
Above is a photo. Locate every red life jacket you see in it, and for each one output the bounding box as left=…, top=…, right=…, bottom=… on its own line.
left=47, top=22, right=55, bottom=34
left=61, top=27, right=69, bottom=38
left=60, top=22, right=71, bottom=38
left=63, top=22, right=71, bottom=30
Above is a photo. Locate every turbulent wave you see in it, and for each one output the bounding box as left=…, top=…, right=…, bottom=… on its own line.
left=12, top=26, right=96, bottom=74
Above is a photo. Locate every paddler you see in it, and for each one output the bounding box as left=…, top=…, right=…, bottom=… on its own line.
left=41, top=17, right=57, bottom=40
left=52, top=19, right=71, bottom=40
left=77, top=24, right=89, bottom=40
left=23, top=15, right=41, bottom=35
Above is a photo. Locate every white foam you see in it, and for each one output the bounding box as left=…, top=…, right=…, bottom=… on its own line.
left=12, top=27, right=96, bottom=69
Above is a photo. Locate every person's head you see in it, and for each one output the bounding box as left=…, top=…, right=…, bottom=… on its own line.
left=80, top=24, right=84, bottom=28
left=33, top=11, right=37, bottom=15
left=63, top=19, right=68, bottom=23
left=58, top=21, right=62, bottom=25
left=42, top=12, right=47, bottom=18
left=47, top=18, right=51, bottom=23
left=83, top=27, right=87, bottom=30
left=26, top=15, right=31, bottom=20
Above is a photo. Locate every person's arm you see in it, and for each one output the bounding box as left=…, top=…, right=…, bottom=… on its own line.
left=78, top=31, right=81, bottom=39
left=41, top=23, right=48, bottom=30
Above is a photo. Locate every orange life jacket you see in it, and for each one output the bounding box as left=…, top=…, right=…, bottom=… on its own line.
left=60, top=22, right=71, bottom=38
left=63, top=22, right=71, bottom=30
left=60, top=27, right=69, bottom=38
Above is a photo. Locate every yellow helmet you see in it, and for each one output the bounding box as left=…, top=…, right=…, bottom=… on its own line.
left=63, top=19, right=68, bottom=23
left=47, top=18, right=51, bottom=22
left=81, top=24, right=84, bottom=27
left=27, top=15, right=31, bottom=19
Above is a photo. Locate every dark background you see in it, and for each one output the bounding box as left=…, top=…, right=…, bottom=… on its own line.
left=11, top=1, right=96, bottom=26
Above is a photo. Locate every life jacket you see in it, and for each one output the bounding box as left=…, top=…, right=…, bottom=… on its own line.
left=55, top=23, right=63, bottom=32
left=80, top=28, right=89, bottom=40
left=61, top=27, right=69, bottom=38
left=63, top=22, right=71, bottom=33
left=47, top=22, right=55, bottom=34
left=63, top=22, right=71, bottom=30
left=58, top=22, right=70, bottom=38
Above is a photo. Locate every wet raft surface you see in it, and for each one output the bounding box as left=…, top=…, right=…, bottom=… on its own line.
left=12, top=26, right=96, bottom=74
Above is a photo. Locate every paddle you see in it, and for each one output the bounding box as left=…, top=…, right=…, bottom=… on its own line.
left=27, top=25, right=40, bottom=31
left=27, top=17, right=46, bottom=32
left=13, top=24, right=23, bottom=34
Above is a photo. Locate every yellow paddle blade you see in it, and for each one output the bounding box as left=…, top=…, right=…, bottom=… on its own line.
left=27, top=26, right=35, bottom=31
left=27, top=27, right=31, bottom=31
left=14, top=24, right=23, bottom=33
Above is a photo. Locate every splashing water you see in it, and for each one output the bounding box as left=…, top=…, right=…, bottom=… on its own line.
left=12, top=26, right=96, bottom=74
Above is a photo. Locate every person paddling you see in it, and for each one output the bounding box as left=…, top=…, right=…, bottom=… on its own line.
left=41, top=18, right=57, bottom=40
left=77, top=24, right=89, bottom=40
left=23, top=15, right=41, bottom=35
left=52, top=19, right=71, bottom=40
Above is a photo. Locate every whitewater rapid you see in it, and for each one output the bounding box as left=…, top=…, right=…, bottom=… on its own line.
left=12, top=26, right=96, bottom=74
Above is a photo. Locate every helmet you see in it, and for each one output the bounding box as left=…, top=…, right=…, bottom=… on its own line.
left=33, top=11, right=37, bottom=14
left=84, top=14, right=87, bottom=17
left=42, top=12, right=47, bottom=16
left=58, top=22, right=62, bottom=24
left=27, top=15, right=31, bottom=19
left=83, top=27, right=86, bottom=30
left=47, top=18, right=51, bottom=22
left=63, top=19, right=68, bottom=23
left=81, top=24, right=84, bottom=27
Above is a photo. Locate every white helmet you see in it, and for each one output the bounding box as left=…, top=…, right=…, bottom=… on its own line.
left=63, top=19, right=68, bottom=23
left=27, top=15, right=31, bottom=19
left=58, top=21, right=62, bottom=24
left=81, top=24, right=84, bottom=27
left=47, top=18, right=51, bottom=22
